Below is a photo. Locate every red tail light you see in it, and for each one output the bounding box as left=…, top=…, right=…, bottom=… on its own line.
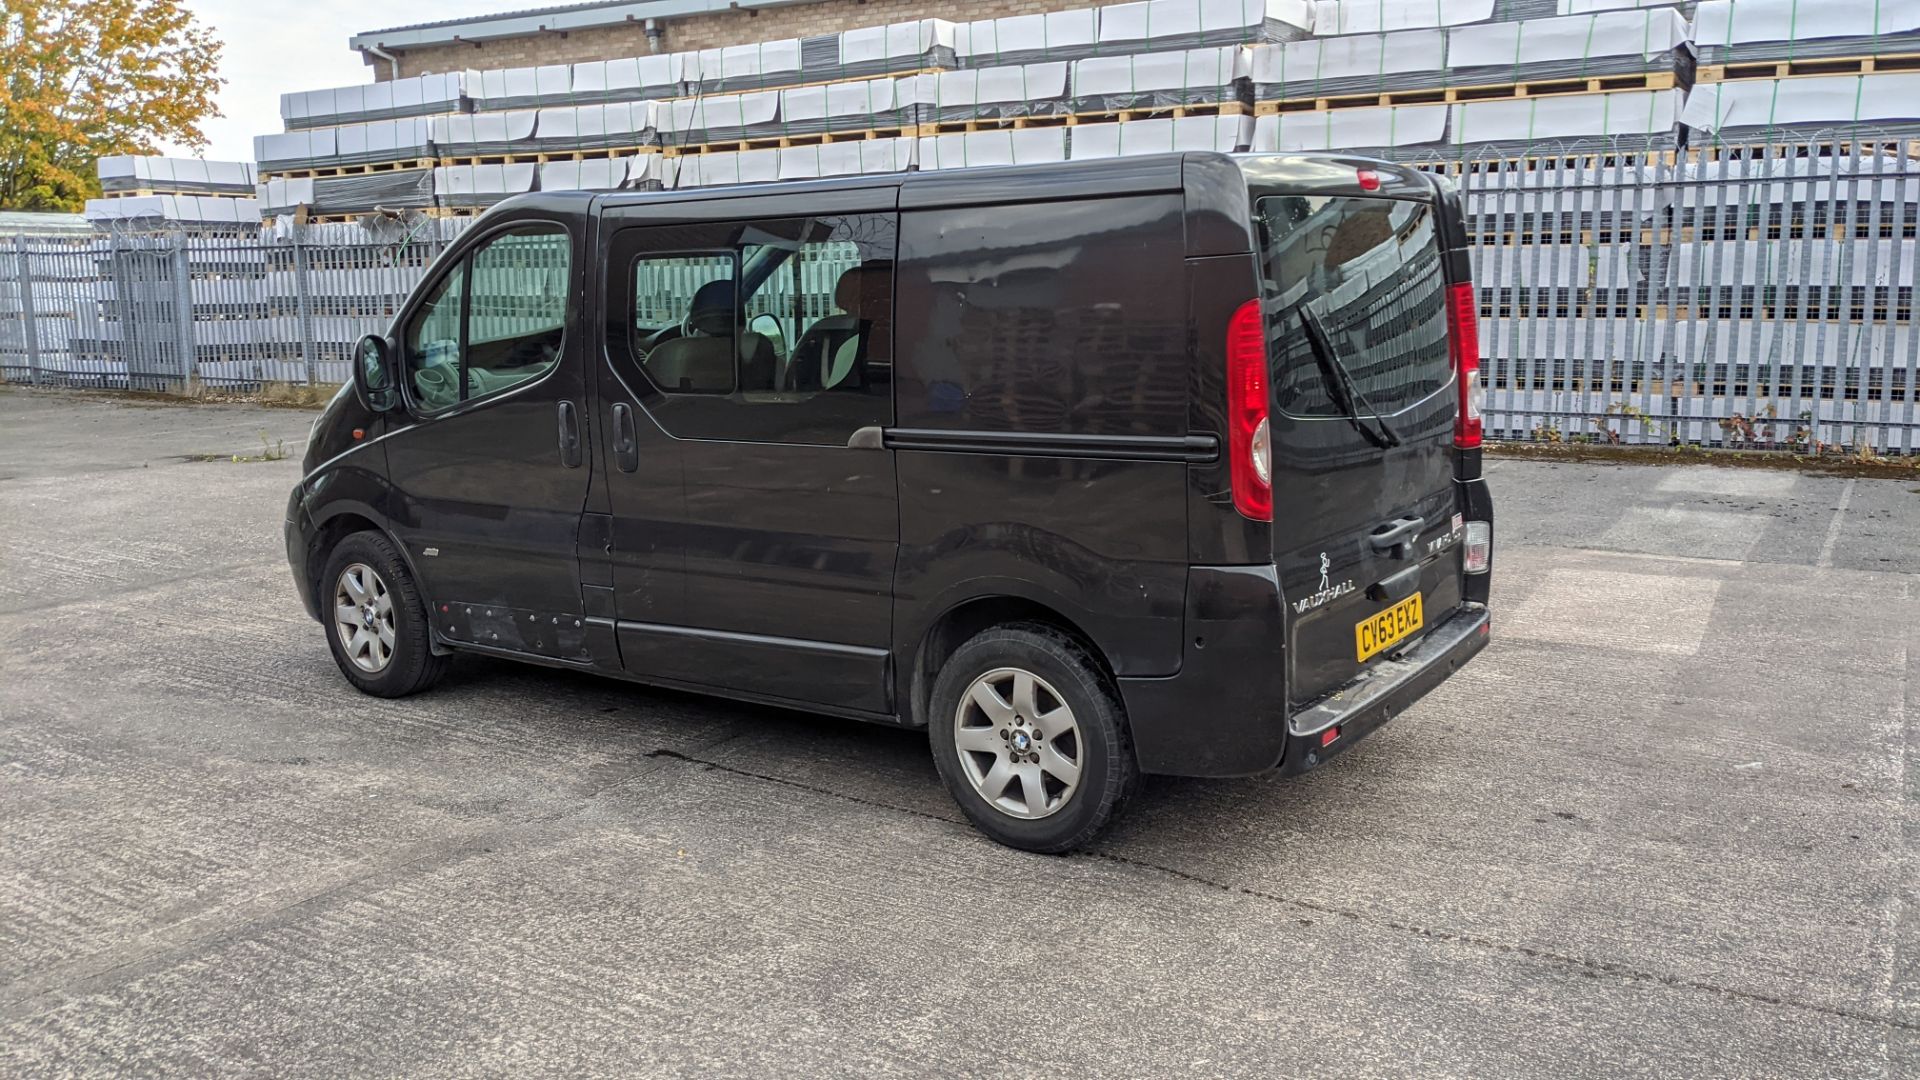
left=1225, top=298, right=1272, bottom=521
left=1446, top=281, right=1483, bottom=449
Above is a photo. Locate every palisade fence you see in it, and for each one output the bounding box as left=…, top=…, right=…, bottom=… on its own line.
left=6, top=137, right=1920, bottom=454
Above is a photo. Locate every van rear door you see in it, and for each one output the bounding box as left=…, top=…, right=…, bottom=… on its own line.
left=1252, top=175, right=1468, bottom=707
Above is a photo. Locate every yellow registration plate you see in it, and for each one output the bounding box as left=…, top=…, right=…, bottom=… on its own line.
left=1355, top=593, right=1424, bottom=663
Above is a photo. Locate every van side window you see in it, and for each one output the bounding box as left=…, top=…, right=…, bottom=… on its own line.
left=627, top=214, right=894, bottom=445
left=405, top=225, right=572, bottom=413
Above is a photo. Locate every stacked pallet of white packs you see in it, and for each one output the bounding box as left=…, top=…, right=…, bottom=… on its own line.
left=1692, top=0, right=1920, bottom=65
left=1250, top=4, right=1691, bottom=160
left=247, top=0, right=1920, bottom=211
left=281, top=73, right=467, bottom=129
left=87, top=157, right=261, bottom=227
left=96, top=156, right=256, bottom=196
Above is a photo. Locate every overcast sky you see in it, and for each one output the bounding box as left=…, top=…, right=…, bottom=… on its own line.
left=168, top=1, right=485, bottom=162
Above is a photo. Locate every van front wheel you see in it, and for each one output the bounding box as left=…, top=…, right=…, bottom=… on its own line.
left=928, top=624, right=1138, bottom=853
left=320, top=531, right=447, bottom=698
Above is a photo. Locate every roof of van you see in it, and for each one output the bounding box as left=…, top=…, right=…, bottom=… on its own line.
left=590, top=152, right=1196, bottom=212
left=503, top=152, right=1432, bottom=222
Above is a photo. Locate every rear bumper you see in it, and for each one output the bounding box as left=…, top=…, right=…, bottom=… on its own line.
left=1275, top=602, right=1489, bottom=775
left=1117, top=562, right=1489, bottom=778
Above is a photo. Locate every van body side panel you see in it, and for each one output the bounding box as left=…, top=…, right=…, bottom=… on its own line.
left=596, top=192, right=901, bottom=716
left=891, top=194, right=1191, bottom=679
left=380, top=205, right=597, bottom=660
left=1183, top=253, right=1267, bottom=567
left=1119, top=564, right=1292, bottom=777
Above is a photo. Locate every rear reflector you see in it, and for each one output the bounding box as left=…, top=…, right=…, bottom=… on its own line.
left=1464, top=521, right=1492, bottom=574
left=1446, top=282, right=1482, bottom=449
left=1225, top=298, right=1272, bottom=521
left=1320, top=727, right=1341, bottom=747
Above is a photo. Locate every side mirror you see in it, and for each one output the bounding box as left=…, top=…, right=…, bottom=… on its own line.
left=351, top=333, right=398, bottom=412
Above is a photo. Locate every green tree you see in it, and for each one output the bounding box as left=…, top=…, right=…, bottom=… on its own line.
left=0, top=0, right=222, bottom=211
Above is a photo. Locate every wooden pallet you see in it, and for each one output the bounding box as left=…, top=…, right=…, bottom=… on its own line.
left=1696, top=52, right=1920, bottom=84
left=660, top=125, right=920, bottom=156
left=260, top=159, right=433, bottom=181
left=1256, top=71, right=1677, bottom=115
left=1409, top=148, right=1680, bottom=177
left=433, top=147, right=639, bottom=167
left=916, top=100, right=1249, bottom=136
left=1686, top=137, right=1920, bottom=162
left=98, top=188, right=256, bottom=200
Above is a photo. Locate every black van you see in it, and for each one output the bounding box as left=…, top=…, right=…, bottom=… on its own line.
left=286, top=152, right=1492, bottom=852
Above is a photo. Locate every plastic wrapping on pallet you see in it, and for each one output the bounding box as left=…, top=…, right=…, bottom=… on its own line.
left=308, top=170, right=436, bottom=215
left=1447, top=10, right=1694, bottom=88
left=917, top=128, right=1071, bottom=170
left=281, top=73, right=466, bottom=130
left=780, top=76, right=926, bottom=135
left=1069, top=115, right=1255, bottom=156
left=1252, top=103, right=1450, bottom=152
left=668, top=148, right=783, bottom=188
left=464, top=65, right=574, bottom=112
left=1682, top=74, right=1920, bottom=135
left=1312, top=0, right=1494, bottom=34
left=531, top=103, right=659, bottom=152
left=569, top=54, right=688, bottom=104
left=1098, top=0, right=1315, bottom=50
left=435, top=164, right=536, bottom=208
left=658, top=91, right=783, bottom=146
left=255, top=129, right=333, bottom=172
left=1556, top=0, right=1695, bottom=13
left=333, top=119, right=437, bottom=168
left=956, top=10, right=1100, bottom=67
left=255, top=178, right=316, bottom=217
left=776, top=137, right=918, bottom=179
left=96, top=156, right=256, bottom=195
left=1453, top=89, right=1681, bottom=151
left=84, top=195, right=261, bottom=225
left=1071, top=46, right=1252, bottom=112
left=912, top=63, right=1073, bottom=122
left=686, top=38, right=806, bottom=94
left=834, top=19, right=959, bottom=78
left=1250, top=30, right=1448, bottom=100
left=1694, top=1, right=1920, bottom=65
left=429, top=111, right=540, bottom=158
left=538, top=158, right=633, bottom=192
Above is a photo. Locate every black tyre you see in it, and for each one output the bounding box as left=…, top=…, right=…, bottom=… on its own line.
left=319, top=531, right=448, bottom=698
left=928, top=623, right=1139, bottom=853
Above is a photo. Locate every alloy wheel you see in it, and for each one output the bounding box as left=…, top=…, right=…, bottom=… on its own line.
left=333, top=562, right=396, bottom=673
left=953, top=667, right=1083, bottom=820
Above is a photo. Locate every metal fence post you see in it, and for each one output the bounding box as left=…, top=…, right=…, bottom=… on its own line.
left=15, top=234, right=42, bottom=385
left=291, top=221, right=316, bottom=385
left=169, top=231, right=196, bottom=388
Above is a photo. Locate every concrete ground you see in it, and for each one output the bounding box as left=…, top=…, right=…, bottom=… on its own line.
left=0, top=387, right=1915, bottom=1078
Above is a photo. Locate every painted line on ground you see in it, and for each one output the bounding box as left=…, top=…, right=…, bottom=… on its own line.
left=1816, top=478, right=1857, bottom=569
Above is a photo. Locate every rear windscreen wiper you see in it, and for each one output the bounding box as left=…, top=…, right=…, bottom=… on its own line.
left=1298, top=307, right=1400, bottom=449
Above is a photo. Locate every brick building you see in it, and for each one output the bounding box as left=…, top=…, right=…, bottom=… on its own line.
left=350, top=0, right=1088, bottom=80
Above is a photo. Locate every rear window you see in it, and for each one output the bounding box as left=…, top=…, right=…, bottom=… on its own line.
left=1256, top=195, right=1451, bottom=419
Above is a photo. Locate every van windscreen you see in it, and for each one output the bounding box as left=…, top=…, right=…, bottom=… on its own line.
left=1255, top=195, right=1452, bottom=421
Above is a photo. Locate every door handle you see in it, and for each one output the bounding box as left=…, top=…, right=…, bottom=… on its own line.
left=612, top=402, right=638, bottom=473
left=1369, top=516, right=1424, bottom=557
left=557, top=400, right=582, bottom=468
left=1367, top=565, right=1422, bottom=604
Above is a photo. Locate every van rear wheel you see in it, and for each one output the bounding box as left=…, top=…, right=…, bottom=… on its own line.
left=320, top=532, right=448, bottom=698
left=929, top=624, right=1138, bottom=853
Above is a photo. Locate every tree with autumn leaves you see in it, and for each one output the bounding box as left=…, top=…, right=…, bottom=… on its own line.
left=0, top=0, right=222, bottom=211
